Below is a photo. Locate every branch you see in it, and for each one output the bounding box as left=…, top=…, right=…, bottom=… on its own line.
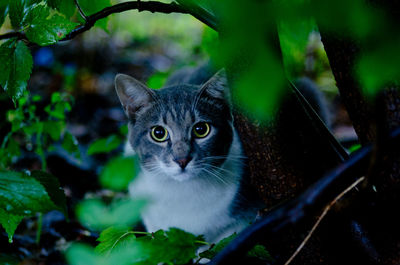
left=62, top=1, right=192, bottom=41
left=208, top=127, right=400, bottom=265
left=0, top=1, right=193, bottom=43
left=0, top=31, right=26, bottom=41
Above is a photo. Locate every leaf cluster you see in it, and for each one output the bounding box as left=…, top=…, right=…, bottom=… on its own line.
left=0, top=0, right=112, bottom=102
left=67, top=227, right=205, bottom=265
left=0, top=92, right=78, bottom=169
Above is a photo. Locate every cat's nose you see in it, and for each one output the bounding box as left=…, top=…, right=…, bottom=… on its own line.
left=174, top=157, right=192, bottom=169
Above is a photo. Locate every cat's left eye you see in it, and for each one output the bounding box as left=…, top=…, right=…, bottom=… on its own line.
left=193, top=122, right=210, bottom=138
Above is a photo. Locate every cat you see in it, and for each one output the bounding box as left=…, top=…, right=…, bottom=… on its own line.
left=115, top=69, right=262, bottom=244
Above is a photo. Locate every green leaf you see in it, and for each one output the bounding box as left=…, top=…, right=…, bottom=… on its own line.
left=199, top=233, right=237, bottom=259
left=147, top=72, right=169, bottom=89
left=159, top=228, right=200, bottom=264
left=57, top=0, right=76, bottom=18
left=78, top=0, right=110, bottom=30
left=25, top=4, right=77, bottom=46
left=87, top=134, right=122, bottom=155
left=247, top=244, right=274, bottom=262
left=43, top=121, right=65, bottom=140
left=0, top=253, right=20, bottom=265
left=22, top=121, right=44, bottom=137
left=0, top=170, right=57, bottom=215
left=9, top=0, right=24, bottom=28
left=71, top=229, right=201, bottom=265
left=0, top=0, right=8, bottom=27
left=67, top=243, right=110, bottom=265
left=348, top=143, right=361, bottom=153
left=0, top=170, right=59, bottom=241
left=95, top=226, right=136, bottom=255
left=67, top=243, right=142, bottom=265
left=76, top=198, right=146, bottom=231
left=31, top=170, right=68, bottom=216
left=45, top=0, right=61, bottom=10
left=62, top=132, right=80, bottom=159
left=100, top=156, right=138, bottom=191
left=0, top=40, right=33, bottom=102
left=132, top=228, right=201, bottom=265
left=0, top=137, right=21, bottom=167
left=278, top=18, right=316, bottom=78
left=356, top=39, right=400, bottom=96
left=119, top=124, right=128, bottom=135
left=0, top=209, right=24, bottom=243
left=8, top=0, right=41, bottom=28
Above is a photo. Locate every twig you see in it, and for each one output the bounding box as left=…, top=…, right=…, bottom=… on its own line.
left=74, top=0, right=88, bottom=20
left=284, top=176, right=365, bottom=265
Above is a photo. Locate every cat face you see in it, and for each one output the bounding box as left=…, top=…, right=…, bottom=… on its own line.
left=115, top=71, right=234, bottom=182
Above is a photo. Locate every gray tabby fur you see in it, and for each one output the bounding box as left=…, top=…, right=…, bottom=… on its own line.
left=115, top=69, right=260, bottom=243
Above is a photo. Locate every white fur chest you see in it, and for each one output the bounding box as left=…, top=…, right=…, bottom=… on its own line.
left=128, top=132, right=248, bottom=242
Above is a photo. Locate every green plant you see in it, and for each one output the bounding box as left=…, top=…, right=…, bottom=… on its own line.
left=1, top=92, right=78, bottom=169
left=0, top=170, right=67, bottom=242
left=0, top=91, right=75, bottom=242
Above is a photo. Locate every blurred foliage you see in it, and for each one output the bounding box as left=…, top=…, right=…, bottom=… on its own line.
left=87, top=134, right=122, bottom=155
left=76, top=198, right=146, bottom=231
left=99, top=156, right=139, bottom=191
left=278, top=18, right=317, bottom=79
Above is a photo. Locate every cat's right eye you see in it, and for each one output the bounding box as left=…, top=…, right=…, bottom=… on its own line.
left=150, top=126, right=169, bottom=142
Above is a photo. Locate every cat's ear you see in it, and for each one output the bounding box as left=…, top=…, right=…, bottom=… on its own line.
left=115, top=74, right=155, bottom=119
left=199, top=69, right=230, bottom=101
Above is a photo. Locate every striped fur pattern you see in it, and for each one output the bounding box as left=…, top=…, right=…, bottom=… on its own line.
left=115, top=71, right=259, bottom=243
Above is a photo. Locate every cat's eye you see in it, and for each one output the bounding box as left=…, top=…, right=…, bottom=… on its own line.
left=151, top=126, right=169, bottom=142
left=193, top=122, right=210, bottom=138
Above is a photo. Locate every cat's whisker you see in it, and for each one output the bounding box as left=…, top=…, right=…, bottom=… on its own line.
left=205, top=164, right=235, bottom=175
left=200, top=156, right=246, bottom=165
left=201, top=154, right=247, bottom=160
left=200, top=166, right=236, bottom=186
left=201, top=168, right=228, bottom=185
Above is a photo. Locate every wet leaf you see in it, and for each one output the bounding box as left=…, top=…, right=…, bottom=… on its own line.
left=25, top=4, right=77, bottom=45
left=0, top=40, right=33, bottom=102
left=0, top=170, right=59, bottom=241
left=0, top=209, right=24, bottom=243
left=31, top=170, right=68, bottom=217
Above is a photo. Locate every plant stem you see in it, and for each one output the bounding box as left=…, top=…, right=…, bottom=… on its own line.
left=36, top=213, right=43, bottom=244
left=195, top=240, right=210, bottom=245
left=131, top=231, right=152, bottom=235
